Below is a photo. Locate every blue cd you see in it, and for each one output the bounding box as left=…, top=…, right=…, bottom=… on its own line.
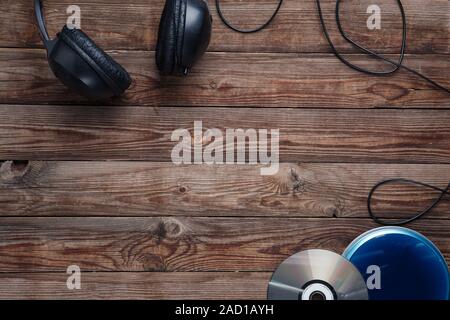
left=343, top=227, right=449, bottom=300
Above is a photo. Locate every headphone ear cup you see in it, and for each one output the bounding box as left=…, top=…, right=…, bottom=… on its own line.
left=156, top=0, right=185, bottom=75
left=156, top=0, right=211, bottom=76
left=59, top=26, right=132, bottom=92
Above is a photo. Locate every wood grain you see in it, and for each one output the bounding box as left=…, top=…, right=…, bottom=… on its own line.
left=0, top=217, right=448, bottom=272
left=0, top=49, right=448, bottom=107
left=2, top=106, right=450, bottom=162
left=1, top=0, right=448, bottom=54
left=0, top=272, right=270, bottom=300
left=0, top=0, right=449, bottom=301
left=1, top=161, right=450, bottom=219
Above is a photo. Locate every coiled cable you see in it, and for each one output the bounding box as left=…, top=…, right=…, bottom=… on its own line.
left=215, top=0, right=450, bottom=93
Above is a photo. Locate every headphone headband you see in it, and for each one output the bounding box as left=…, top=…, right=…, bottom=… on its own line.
left=34, top=0, right=51, bottom=46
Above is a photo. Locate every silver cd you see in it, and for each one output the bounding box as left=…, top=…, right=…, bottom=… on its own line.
left=267, top=249, right=368, bottom=300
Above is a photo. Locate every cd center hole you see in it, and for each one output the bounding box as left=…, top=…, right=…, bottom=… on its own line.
left=310, top=291, right=326, bottom=300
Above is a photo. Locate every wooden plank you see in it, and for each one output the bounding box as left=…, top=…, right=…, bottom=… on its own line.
left=0, top=272, right=270, bottom=300
left=1, top=0, right=448, bottom=54
left=1, top=161, right=450, bottom=219
left=0, top=217, right=448, bottom=272
left=2, top=106, right=450, bottom=162
left=0, top=49, right=448, bottom=107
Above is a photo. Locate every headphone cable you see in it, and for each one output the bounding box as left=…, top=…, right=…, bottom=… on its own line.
left=215, top=0, right=283, bottom=33
left=215, top=0, right=450, bottom=94
left=368, top=179, right=450, bottom=225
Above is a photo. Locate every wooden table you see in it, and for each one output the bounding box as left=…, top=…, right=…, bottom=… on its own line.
left=0, top=0, right=449, bottom=299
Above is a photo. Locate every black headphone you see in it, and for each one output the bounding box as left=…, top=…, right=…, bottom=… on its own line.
left=34, top=0, right=132, bottom=99
left=34, top=0, right=211, bottom=98
left=156, top=0, right=212, bottom=75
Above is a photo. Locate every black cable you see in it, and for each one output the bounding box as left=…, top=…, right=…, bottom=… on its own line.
left=318, top=0, right=405, bottom=76
left=215, top=0, right=450, bottom=94
left=319, top=0, right=450, bottom=94
left=368, top=179, right=450, bottom=226
left=215, top=0, right=283, bottom=33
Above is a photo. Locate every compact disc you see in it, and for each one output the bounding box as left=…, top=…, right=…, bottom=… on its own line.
left=267, top=249, right=368, bottom=300
left=343, top=227, right=449, bottom=300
